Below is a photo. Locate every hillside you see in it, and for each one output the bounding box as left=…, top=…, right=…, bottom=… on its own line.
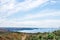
left=0, top=29, right=60, bottom=40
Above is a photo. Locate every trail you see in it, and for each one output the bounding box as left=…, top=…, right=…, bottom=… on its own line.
left=21, top=35, right=27, bottom=40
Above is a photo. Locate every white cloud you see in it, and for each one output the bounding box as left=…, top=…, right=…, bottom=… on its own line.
left=0, top=9, right=60, bottom=28
left=0, top=19, right=60, bottom=28
left=0, top=10, right=60, bottom=28
left=0, top=0, right=60, bottom=28
left=0, top=0, right=48, bottom=18
left=0, top=0, right=16, bottom=18
left=26, top=10, right=60, bottom=19
left=10, top=10, right=60, bottom=21
left=49, top=0, right=57, bottom=5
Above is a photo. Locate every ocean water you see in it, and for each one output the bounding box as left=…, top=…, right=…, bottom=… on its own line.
left=2, top=28, right=59, bottom=33
left=18, top=28, right=59, bottom=33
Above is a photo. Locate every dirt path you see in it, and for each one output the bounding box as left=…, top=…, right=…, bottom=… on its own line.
left=21, top=35, right=27, bottom=40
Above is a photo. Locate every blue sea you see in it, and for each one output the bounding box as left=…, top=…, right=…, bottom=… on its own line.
left=17, top=28, right=60, bottom=33
left=0, top=27, right=59, bottom=33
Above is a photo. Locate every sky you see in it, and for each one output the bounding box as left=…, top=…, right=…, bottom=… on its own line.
left=0, top=0, right=60, bottom=28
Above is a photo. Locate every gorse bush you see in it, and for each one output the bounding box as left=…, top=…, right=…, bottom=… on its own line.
left=48, top=33, right=55, bottom=39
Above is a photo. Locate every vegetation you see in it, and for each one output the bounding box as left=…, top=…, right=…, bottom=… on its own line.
left=0, top=30, right=60, bottom=40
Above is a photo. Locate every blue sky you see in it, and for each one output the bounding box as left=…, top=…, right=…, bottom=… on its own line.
left=0, top=0, right=60, bottom=28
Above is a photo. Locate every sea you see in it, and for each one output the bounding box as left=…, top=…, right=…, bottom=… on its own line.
left=0, top=27, right=60, bottom=33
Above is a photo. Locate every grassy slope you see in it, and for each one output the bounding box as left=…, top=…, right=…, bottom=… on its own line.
left=0, top=30, right=60, bottom=40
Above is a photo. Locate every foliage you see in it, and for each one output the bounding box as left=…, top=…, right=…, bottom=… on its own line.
left=0, top=30, right=60, bottom=40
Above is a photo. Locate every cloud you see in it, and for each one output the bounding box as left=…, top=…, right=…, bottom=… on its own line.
left=24, top=11, right=60, bottom=19
left=0, top=10, right=60, bottom=28
left=0, top=0, right=48, bottom=18
left=0, top=0, right=60, bottom=28
left=10, top=10, right=60, bottom=21
left=0, top=19, right=60, bottom=28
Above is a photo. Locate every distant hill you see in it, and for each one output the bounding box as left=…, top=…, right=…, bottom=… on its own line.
left=0, top=28, right=9, bottom=32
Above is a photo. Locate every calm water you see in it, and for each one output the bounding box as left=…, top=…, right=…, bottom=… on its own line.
left=18, top=28, right=59, bottom=33
left=1, top=28, right=59, bottom=33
